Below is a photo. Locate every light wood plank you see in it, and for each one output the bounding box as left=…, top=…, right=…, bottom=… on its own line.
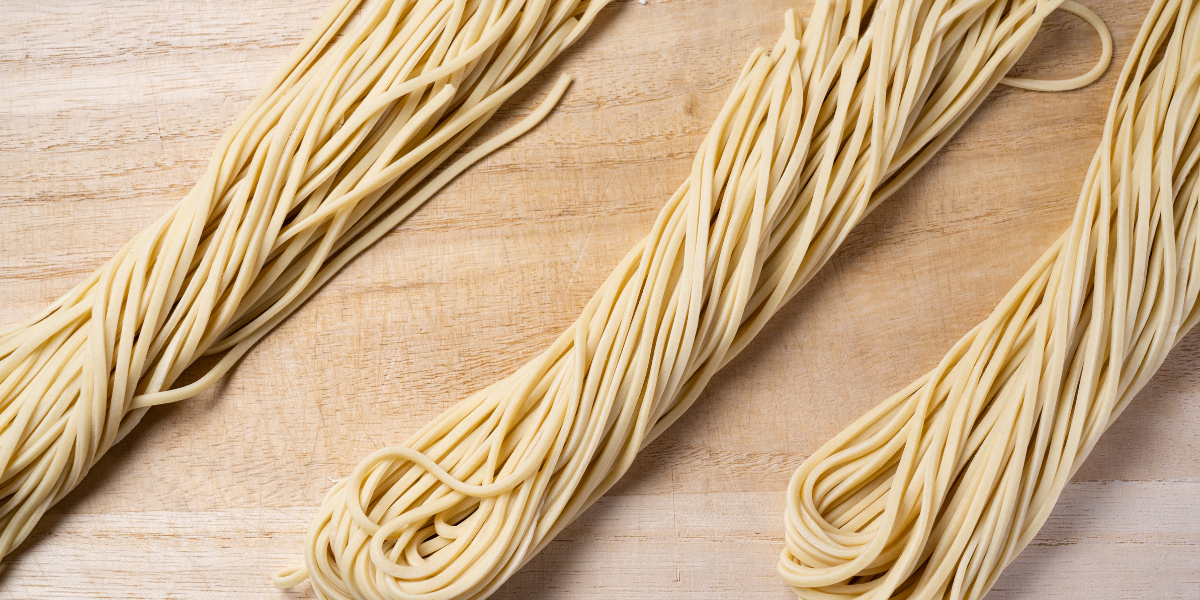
left=1, top=0, right=1196, bottom=598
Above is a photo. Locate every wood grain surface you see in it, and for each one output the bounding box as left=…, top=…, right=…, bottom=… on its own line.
left=1, top=0, right=1197, bottom=598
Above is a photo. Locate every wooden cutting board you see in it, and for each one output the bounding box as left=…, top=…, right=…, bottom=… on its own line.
left=1, top=0, right=1197, bottom=598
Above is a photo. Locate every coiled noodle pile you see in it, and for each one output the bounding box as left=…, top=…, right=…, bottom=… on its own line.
left=780, top=1, right=1200, bottom=598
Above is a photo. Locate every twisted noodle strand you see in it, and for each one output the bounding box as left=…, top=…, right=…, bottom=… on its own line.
left=279, top=1, right=1111, bottom=598
left=0, top=0, right=614, bottom=559
left=780, top=1, right=1200, bottom=598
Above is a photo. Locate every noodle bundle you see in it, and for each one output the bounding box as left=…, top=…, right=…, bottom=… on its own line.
left=0, top=0, right=613, bottom=559
left=781, top=1, right=1200, bottom=598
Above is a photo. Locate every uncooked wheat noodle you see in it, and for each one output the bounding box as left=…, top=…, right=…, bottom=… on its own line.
left=780, top=1, right=1200, bottom=599
left=275, top=1, right=1111, bottom=598
left=0, top=0, right=615, bottom=560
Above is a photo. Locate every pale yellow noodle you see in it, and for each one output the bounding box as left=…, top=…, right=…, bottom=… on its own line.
left=780, top=1, right=1200, bottom=599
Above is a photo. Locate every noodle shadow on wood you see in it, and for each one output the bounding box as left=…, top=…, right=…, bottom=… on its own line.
left=0, top=368, right=232, bottom=586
